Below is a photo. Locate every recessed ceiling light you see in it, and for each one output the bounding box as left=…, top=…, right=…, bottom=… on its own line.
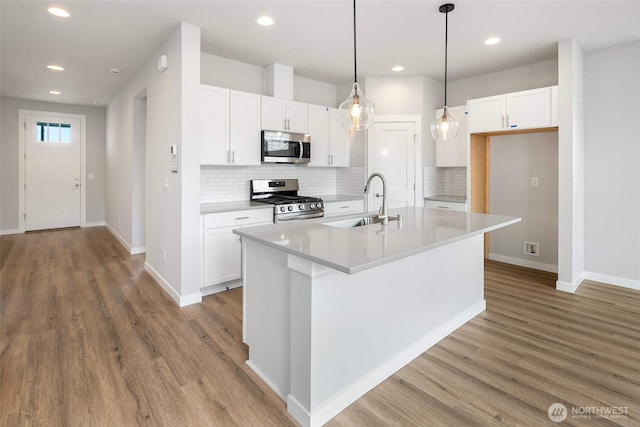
left=392, top=66, right=404, bottom=72
left=94, top=100, right=104, bottom=106
left=49, top=90, right=61, bottom=95
left=257, top=16, right=274, bottom=26
left=484, top=37, right=501, bottom=46
left=47, top=7, right=70, bottom=18
left=47, top=64, right=65, bottom=71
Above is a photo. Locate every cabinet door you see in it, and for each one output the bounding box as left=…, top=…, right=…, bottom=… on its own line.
left=203, top=227, right=241, bottom=286
left=435, top=105, right=467, bottom=167
left=323, top=199, right=364, bottom=217
left=329, top=108, right=350, bottom=167
left=308, top=104, right=330, bottom=166
left=200, top=85, right=230, bottom=165
left=506, top=87, right=551, bottom=130
left=230, top=90, right=261, bottom=165
left=468, top=95, right=506, bottom=133
left=261, top=96, right=287, bottom=131
left=286, top=101, right=309, bottom=133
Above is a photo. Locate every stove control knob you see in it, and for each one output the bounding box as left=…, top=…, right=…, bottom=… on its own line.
left=311, top=203, right=317, bottom=209
left=299, top=204, right=304, bottom=210
left=288, top=206, right=293, bottom=211
left=280, top=206, right=286, bottom=212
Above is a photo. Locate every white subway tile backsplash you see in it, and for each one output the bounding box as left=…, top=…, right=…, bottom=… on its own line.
left=337, top=167, right=365, bottom=196
left=423, top=167, right=467, bottom=197
left=200, top=165, right=337, bottom=203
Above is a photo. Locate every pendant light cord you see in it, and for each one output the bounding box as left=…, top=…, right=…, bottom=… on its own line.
left=353, top=0, right=358, bottom=84
left=444, top=8, right=448, bottom=107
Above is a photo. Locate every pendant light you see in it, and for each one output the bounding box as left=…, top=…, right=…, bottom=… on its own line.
left=431, top=3, right=459, bottom=141
left=339, top=0, right=374, bottom=131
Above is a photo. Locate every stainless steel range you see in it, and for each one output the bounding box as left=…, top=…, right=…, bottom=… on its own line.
left=250, top=179, right=324, bottom=223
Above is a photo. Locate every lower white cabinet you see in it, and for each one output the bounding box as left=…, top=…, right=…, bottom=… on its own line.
left=202, top=208, right=272, bottom=291
left=424, top=200, right=468, bottom=212
left=323, top=199, right=365, bottom=217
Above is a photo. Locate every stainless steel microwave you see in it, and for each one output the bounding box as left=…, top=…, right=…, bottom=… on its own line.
left=261, top=130, right=310, bottom=164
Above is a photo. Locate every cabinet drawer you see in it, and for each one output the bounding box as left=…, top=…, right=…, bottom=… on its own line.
left=424, top=200, right=468, bottom=212
left=324, top=199, right=365, bottom=217
left=203, top=208, right=272, bottom=229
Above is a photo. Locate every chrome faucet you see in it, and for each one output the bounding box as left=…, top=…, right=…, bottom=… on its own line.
left=364, top=172, right=389, bottom=225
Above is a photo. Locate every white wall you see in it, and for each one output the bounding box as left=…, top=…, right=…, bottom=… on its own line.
left=556, top=39, right=585, bottom=292
left=106, top=23, right=201, bottom=305
left=584, top=40, right=640, bottom=287
left=1, top=97, right=106, bottom=232
left=489, top=132, right=559, bottom=271
left=448, top=59, right=558, bottom=107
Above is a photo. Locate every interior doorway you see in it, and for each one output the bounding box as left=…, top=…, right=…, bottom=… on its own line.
left=366, top=116, right=422, bottom=211
left=19, top=110, right=86, bottom=232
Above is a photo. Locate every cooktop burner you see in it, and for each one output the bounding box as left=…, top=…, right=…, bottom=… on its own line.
left=256, top=195, right=322, bottom=205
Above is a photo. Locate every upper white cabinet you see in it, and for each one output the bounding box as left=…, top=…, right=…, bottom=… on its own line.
left=468, top=87, right=554, bottom=133
left=230, top=90, right=262, bottom=165
left=261, top=96, right=308, bottom=133
left=435, top=105, right=467, bottom=167
left=307, top=105, right=350, bottom=167
left=200, top=85, right=261, bottom=166
left=551, top=85, right=558, bottom=127
left=200, top=85, right=230, bottom=165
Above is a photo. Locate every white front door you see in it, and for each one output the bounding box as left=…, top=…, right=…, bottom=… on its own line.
left=25, top=115, right=81, bottom=231
left=367, top=121, right=416, bottom=211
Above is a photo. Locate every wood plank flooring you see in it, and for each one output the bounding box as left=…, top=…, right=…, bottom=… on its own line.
left=2, top=227, right=639, bottom=426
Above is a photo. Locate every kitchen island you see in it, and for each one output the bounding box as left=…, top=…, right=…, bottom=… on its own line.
left=233, top=207, right=519, bottom=427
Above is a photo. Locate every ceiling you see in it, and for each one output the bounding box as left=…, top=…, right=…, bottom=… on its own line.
left=2, top=1, right=640, bottom=107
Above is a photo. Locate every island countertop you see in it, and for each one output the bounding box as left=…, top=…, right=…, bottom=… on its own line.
left=233, top=207, right=520, bottom=274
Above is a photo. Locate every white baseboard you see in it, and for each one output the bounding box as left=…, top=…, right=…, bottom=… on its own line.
left=488, top=252, right=558, bottom=273
left=285, top=300, right=486, bottom=427
left=584, top=271, right=640, bottom=291
left=201, top=280, right=242, bottom=297
left=84, top=221, right=106, bottom=227
left=144, top=262, right=202, bottom=307
left=556, top=272, right=584, bottom=294
left=105, top=223, right=133, bottom=253
left=0, top=228, right=21, bottom=236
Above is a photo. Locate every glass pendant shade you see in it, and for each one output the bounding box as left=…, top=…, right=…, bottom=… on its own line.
left=431, top=106, right=459, bottom=141
left=339, top=82, right=375, bottom=131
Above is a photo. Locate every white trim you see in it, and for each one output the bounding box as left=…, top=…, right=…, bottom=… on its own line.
left=584, top=271, right=640, bottom=291
left=201, top=280, right=242, bottom=297
left=246, top=360, right=288, bottom=401
left=18, top=110, right=87, bottom=233
left=488, top=253, right=558, bottom=273
left=130, top=247, right=146, bottom=255
left=556, top=272, right=584, bottom=294
left=84, top=221, right=106, bottom=227
left=287, top=300, right=486, bottom=427
left=0, top=229, right=21, bottom=236
left=144, top=262, right=202, bottom=307
left=106, top=224, right=133, bottom=252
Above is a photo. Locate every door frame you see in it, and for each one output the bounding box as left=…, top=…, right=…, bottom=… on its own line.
left=18, top=109, right=87, bottom=233
left=366, top=115, right=423, bottom=209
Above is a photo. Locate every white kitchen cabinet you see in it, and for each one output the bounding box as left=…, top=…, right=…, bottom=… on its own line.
left=229, top=90, right=262, bottom=165
left=200, top=85, right=230, bottom=165
left=308, top=106, right=350, bottom=167
left=323, top=199, right=365, bottom=217
left=424, top=200, right=468, bottom=212
left=551, top=85, right=558, bottom=127
left=200, top=86, right=261, bottom=166
left=261, top=96, right=308, bottom=133
left=202, top=208, right=272, bottom=291
left=435, top=105, right=467, bottom=167
left=468, top=87, right=553, bottom=133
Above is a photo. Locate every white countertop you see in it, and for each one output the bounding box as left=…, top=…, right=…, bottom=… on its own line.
left=425, top=195, right=467, bottom=203
left=233, top=207, right=520, bottom=274
left=200, top=194, right=364, bottom=214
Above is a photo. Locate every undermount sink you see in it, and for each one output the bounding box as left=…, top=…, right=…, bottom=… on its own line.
left=322, top=215, right=396, bottom=228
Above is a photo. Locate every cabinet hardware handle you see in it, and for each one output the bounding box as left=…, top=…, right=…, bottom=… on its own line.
left=330, top=154, right=334, bottom=165
left=287, top=118, right=291, bottom=130
left=235, top=216, right=250, bottom=220
left=438, top=206, right=449, bottom=209
left=327, top=155, right=331, bottom=165
left=231, top=150, right=235, bottom=163
left=340, top=206, right=350, bottom=209
left=284, top=118, right=287, bottom=130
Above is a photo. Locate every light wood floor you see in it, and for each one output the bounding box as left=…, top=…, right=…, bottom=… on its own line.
left=1, top=227, right=639, bottom=426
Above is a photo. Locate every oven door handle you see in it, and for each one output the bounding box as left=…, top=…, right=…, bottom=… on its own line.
left=277, top=212, right=323, bottom=222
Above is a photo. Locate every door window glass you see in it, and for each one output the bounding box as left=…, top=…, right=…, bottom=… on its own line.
left=36, top=122, right=71, bottom=143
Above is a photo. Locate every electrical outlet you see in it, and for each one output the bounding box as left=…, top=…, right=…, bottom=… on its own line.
left=524, top=241, right=539, bottom=256
left=531, top=177, right=539, bottom=187
left=162, top=250, right=167, bottom=262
